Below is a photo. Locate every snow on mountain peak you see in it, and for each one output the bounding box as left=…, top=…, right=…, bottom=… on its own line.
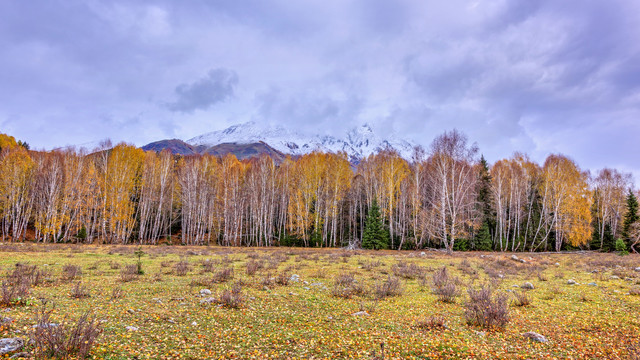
left=187, top=122, right=415, bottom=160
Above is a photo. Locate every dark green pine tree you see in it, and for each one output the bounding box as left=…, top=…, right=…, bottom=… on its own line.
left=361, top=200, right=389, bottom=250
left=473, top=155, right=494, bottom=250
left=622, top=190, right=639, bottom=247
left=474, top=221, right=493, bottom=251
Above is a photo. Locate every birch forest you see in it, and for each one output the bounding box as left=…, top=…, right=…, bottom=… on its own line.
left=1, top=131, right=638, bottom=252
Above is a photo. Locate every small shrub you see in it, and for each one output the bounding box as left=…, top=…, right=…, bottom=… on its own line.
left=512, top=291, right=532, bottom=307
left=32, top=307, right=101, bottom=359
left=332, top=273, right=366, bottom=299
left=111, top=287, right=124, bottom=299
left=217, top=283, right=244, bottom=309
left=109, top=261, right=121, bottom=270
left=431, top=266, right=460, bottom=303
left=414, top=316, right=448, bottom=331
left=373, top=275, right=403, bottom=299
left=275, top=272, right=290, bottom=286
left=61, top=265, right=82, bottom=282
left=246, top=260, right=264, bottom=276
left=392, top=262, right=425, bottom=279
left=119, top=265, right=139, bottom=283
left=201, top=259, right=215, bottom=273
left=212, top=267, right=234, bottom=283
left=629, top=287, right=640, bottom=296
left=174, top=260, right=190, bottom=276
left=70, top=282, right=90, bottom=299
left=0, top=280, right=30, bottom=306
left=464, top=286, right=510, bottom=329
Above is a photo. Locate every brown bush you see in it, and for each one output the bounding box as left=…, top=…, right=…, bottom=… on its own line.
left=212, top=267, right=234, bottom=283
left=174, top=260, right=190, bottom=276
left=70, top=281, right=90, bottom=299
left=392, top=262, right=425, bottom=279
left=464, top=286, right=510, bottom=329
left=275, top=272, right=290, bottom=286
left=32, top=307, right=101, bottom=359
left=0, top=280, right=30, bottom=306
left=373, top=275, right=403, bottom=299
left=431, top=266, right=460, bottom=303
left=512, top=291, right=532, bottom=307
left=119, top=265, right=139, bottom=282
left=217, top=283, right=244, bottom=309
left=414, top=316, right=448, bottom=331
left=331, top=273, right=366, bottom=299
left=61, top=265, right=82, bottom=282
left=246, top=260, right=264, bottom=276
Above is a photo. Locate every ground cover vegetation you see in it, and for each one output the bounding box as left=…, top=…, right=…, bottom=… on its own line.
left=0, top=131, right=639, bottom=254
left=0, top=245, right=637, bottom=358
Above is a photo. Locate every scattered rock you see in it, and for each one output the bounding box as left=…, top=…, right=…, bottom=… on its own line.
left=512, top=285, right=520, bottom=288
left=567, top=279, right=577, bottom=285
left=327, top=316, right=333, bottom=320
left=290, top=274, right=300, bottom=282
left=0, top=338, right=24, bottom=355
left=635, top=267, right=640, bottom=272
left=511, top=255, right=519, bottom=261
left=519, top=259, right=527, bottom=263
left=288, top=292, right=298, bottom=296
left=587, top=282, right=597, bottom=287
left=523, top=332, right=548, bottom=343
left=521, top=282, right=535, bottom=290
left=498, top=274, right=504, bottom=279
left=420, top=252, right=426, bottom=256
left=126, top=326, right=138, bottom=331
left=199, top=289, right=212, bottom=296
left=351, top=311, right=369, bottom=317
left=303, top=281, right=309, bottom=285
left=610, top=275, right=620, bottom=280
left=200, top=297, right=216, bottom=305
left=167, top=319, right=176, bottom=324
left=555, top=263, right=560, bottom=266
left=32, top=323, right=58, bottom=329
left=249, top=297, right=256, bottom=301
left=310, top=282, right=324, bottom=287
left=474, top=331, right=486, bottom=337
left=152, top=298, right=162, bottom=304
left=191, top=321, right=197, bottom=326
left=303, top=287, right=310, bottom=290
left=0, top=317, right=12, bottom=325
left=127, top=309, right=135, bottom=314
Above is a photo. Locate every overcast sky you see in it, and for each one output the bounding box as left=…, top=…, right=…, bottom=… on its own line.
left=1, top=0, right=639, bottom=184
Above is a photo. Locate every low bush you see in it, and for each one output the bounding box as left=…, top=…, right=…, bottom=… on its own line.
left=464, top=285, right=510, bottom=329
left=217, top=283, right=244, bottom=309
left=32, top=306, right=102, bottom=359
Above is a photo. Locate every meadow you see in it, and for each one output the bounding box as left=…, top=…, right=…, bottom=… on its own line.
left=0, top=244, right=639, bottom=359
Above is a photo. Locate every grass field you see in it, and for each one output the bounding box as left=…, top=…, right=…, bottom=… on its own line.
left=0, top=244, right=639, bottom=359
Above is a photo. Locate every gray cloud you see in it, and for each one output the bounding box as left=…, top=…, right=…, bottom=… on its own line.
left=1, top=0, right=639, bottom=186
left=167, top=69, right=238, bottom=113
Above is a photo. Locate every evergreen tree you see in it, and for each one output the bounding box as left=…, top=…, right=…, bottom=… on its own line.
left=473, top=156, right=494, bottom=250
left=474, top=221, right=493, bottom=251
left=361, top=200, right=389, bottom=250
left=622, top=190, right=639, bottom=247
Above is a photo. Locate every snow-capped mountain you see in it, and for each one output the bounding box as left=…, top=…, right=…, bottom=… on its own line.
left=187, top=122, right=415, bottom=161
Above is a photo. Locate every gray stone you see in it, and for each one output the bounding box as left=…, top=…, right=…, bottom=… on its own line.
left=567, top=279, right=577, bottom=285
left=519, top=259, right=527, bottom=263
left=199, top=289, right=212, bottom=296
left=522, top=282, right=535, bottom=290
left=523, top=332, right=548, bottom=343
left=351, top=311, right=369, bottom=316
left=555, top=263, right=560, bottom=266
left=126, top=326, right=138, bottom=331
left=587, top=282, right=597, bottom=286
left=289, top=274, right=300, bottom=282
left=635, top=267, right=640, bottom=272
left=0, top=338, right=24, bottom=355
left=512, top=285, right=520, bottom=288
left=191, top=321, right=197, bottom=326
left=32, top=323, right=58, bottom=329
left=127, top=309, right=135, bottom=314
left=511, top=255, right=519, bottom=261
left=610, top=275, right=620, bottom=280
left=200, top=297, right=216, bottom=305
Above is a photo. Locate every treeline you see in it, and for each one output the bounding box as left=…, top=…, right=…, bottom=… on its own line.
left=0, top=131, right=638, bottom=252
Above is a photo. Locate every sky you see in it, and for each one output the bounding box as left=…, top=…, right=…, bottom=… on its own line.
left=1, top=0, right=639, bottom=185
